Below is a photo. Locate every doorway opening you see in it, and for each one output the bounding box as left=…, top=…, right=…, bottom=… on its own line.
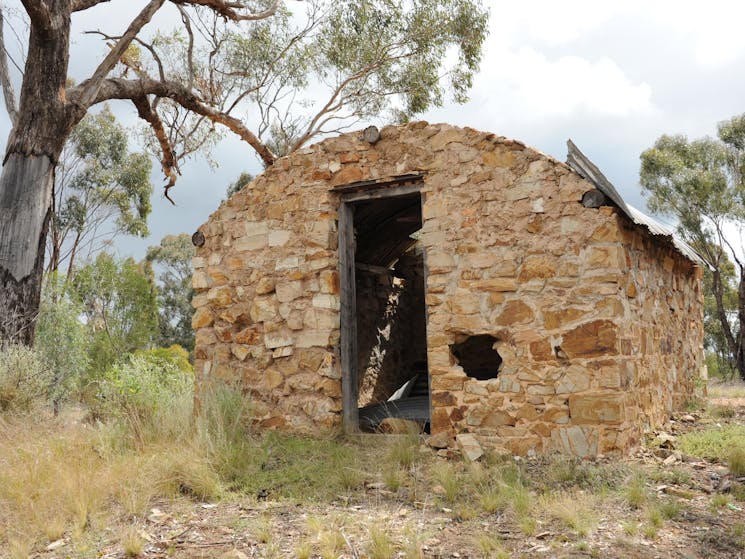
left=339, top=185, right=429, bottom=433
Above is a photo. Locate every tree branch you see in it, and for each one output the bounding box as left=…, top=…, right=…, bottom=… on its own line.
left=72, top=0, right=112, bottom=11
left=0, top=10, right=18, bottom=125
left=170, top=0, right=280, bottom=22
left=131, top=94, right=179, bottom=203
left=78, top=76, right=277, bottom=166
left=75, top=0, right=166, bottom=108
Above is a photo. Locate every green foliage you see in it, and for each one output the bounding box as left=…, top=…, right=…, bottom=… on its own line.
left=70, top=253, right=159, bottom=374
left=225, top=171, right=255, bottom=198
left=677, top=424, right=745, bottom=461
left=34, top=275, right=90, bottom=408
left=49, top=107, right=152, bottom=274
left=143, top=0, right=488, bottom=159
left=146, top=234, right=195, bottom=352
left=91, top=352, right=193, bottom=446
left=318, top=0, right=489, bottom=116
left=0, top=344, right=52, bottom=413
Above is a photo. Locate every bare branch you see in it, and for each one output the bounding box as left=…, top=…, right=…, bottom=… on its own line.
left=78, top=75, right=277, bottom=166
left=131, top=94, right=179, bottom=203
left=170, top=0, right=280, bottom=22
left=72, top=0, right=112, bottom=11
left=177, top=6, right=196, bottom=91
left=0, top=10, right=18, bottom=125
left=75, top=0, right=166, bottom=108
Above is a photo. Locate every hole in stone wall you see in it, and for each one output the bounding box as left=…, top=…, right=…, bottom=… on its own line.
left=450, top=334, right=502, bottom=380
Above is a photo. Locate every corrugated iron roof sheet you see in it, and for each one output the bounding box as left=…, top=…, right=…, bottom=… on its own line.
left=566, top=140, right=706, bottom=267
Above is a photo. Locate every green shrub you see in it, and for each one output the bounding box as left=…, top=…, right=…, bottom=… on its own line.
left=91, top=352, right=193, bottom=446
left=678, top=425, right=745, bottom=462
left=35, top=275, right=90, bottom=410
left=0, top=343, right=53, bottom=413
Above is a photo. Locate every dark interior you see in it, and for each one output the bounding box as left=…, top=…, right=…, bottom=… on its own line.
left=450, top=334, right=502, bottom=380
left=351, top=192, right=430, bottom=432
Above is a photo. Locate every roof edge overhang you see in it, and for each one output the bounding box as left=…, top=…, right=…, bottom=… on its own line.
left=566, top=140, right=707, bottom=268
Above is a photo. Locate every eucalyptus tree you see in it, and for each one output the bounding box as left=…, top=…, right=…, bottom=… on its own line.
left=146, top=233, right=195, bottom=351
left=640, top=114, right=745, bottom=379
left=49, top=107, right=152, bottom=279
left=0, top=0, right=489, bottom=344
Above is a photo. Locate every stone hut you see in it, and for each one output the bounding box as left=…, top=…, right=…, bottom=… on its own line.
left=191, top=122, right=705, bottom=457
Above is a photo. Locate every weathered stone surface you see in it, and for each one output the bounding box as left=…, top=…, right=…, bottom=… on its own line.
left=562, top=320, right=618, bottom=358
left=555, top=366, right=590, bottom=394
left=519, top=255, right=556, bottom=281
left=192, top=307, right=214, bottom=328
left=250, top=297, right=278, bottom=322
left=568, top=393, right=625, bottom=424
left=496, top=300, right=534, bottom=325
left=456, top=433, right=484, bottom=461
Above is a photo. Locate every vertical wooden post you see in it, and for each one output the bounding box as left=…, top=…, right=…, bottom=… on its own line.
left=339, top=202, right=359, bottom=433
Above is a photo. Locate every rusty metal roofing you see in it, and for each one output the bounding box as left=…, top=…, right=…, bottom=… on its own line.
left=566, top=140, right=706, bottom=266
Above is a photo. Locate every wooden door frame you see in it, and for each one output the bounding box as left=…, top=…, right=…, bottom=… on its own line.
left=337, top=182, right=426, bottom=434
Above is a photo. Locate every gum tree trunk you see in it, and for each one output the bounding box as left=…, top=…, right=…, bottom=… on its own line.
left=0, top=0, right=79, bottom=344
left=0, top=155, right=55, bottom=344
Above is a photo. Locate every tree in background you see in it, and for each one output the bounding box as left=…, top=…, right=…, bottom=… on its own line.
left=703, top=262, right=738, bottom=378
left=0, top=0, right=489, bottom=344
left=146, top=233, right=195, bottom=352
left=69, top=253, right=159, bottom=374
left=48, top=107, right=152, bottom=279
left=640, top=114, right=745, bottom=379
left=225, top=171, right=254, bottom=199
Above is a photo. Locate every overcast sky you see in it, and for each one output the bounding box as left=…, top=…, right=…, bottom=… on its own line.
left=3, top=0, right=745, bottom=260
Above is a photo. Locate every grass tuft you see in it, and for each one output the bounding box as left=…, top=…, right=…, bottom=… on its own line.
left=367, top=525, right=396, bottom=559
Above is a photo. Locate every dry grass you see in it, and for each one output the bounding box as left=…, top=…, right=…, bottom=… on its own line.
left=708, top=381, right=745, bottom=399
left=0, top=413, right=222, bottom=551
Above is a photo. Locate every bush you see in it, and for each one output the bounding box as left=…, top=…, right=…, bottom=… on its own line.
left=35, top=275, right=90, bottom=409
left=91, top=352, right=193, bottom=446
left=0, top=343, right=53, bottom=413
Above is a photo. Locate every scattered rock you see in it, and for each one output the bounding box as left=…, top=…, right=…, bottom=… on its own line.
left=46, top=539, right=65, bottom=551
left=427, top=432, right=452, bottom=449
left=455, top=433, right=484, bottom=461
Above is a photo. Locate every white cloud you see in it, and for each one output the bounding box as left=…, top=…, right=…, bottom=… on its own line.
left=475, top=48, right=654, bottom=120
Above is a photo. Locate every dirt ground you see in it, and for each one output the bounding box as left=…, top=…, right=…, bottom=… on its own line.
left=34, top=403, right=745, bottom=559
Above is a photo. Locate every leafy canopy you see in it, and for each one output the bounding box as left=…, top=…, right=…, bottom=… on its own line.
left=49, top=107, right=152, bottom=275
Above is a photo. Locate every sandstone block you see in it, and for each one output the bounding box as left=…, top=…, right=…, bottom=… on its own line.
left=496, top=300, right=534, bottom=325
left=519, top=255, right=556, bottom=281
left=235, top=326, right=261, bottom=345
left=192, top=270, right=210, bottom=289
left=231, top=345, right=250, bottom=361
left=562, top=319, right=618, bottom=358
left=568, top=393, right=625, bottom=424
left=276, top=281, right=304, bottom=302
left=255, top=277, right=275, bottom=294
left=207, top=286, right=233, bottom=308
left=456, top=433, right=484, bottom=461
left=268, top=230, right=291, bottom=246
left=264, top=333, right=293, bottom=349
left=192, top=307, right=214, bottom=328
left=319, top=270, right=340, bottom=294
left=555, top=366, right=591, bottom=394
left=543, top=307, right=588, bottom=330
left=472, top=278, right=517, bottom=292
left=312, top=294, right=340, bottom=310
left=250, top=297, right=278, bottom=322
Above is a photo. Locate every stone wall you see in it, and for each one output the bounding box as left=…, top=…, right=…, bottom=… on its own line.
left=192, top=121, right=704, bottom=455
